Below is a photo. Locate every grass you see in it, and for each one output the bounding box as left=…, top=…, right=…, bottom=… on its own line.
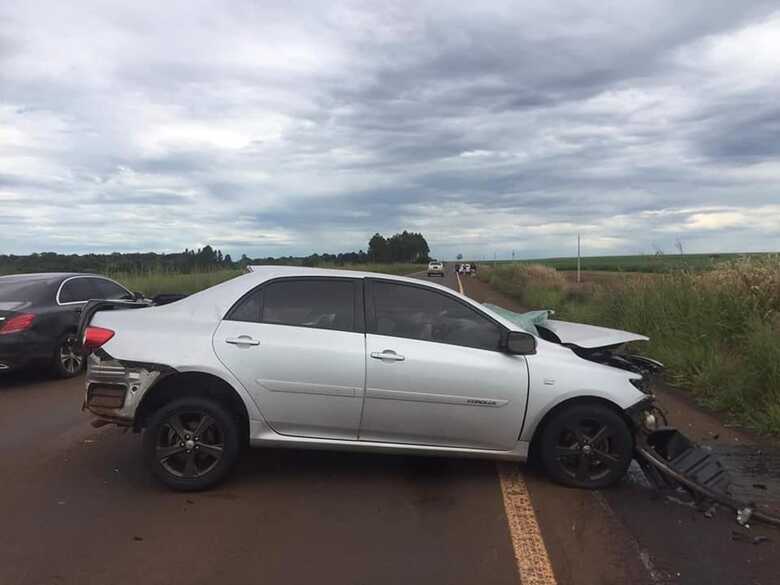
left=110, top=263, right=426, bottom=296
left=479, top=257, right=780, bottom=434
left=111, top=269, right=244, bottom=297
left=499, top=252, right=776, bottom=273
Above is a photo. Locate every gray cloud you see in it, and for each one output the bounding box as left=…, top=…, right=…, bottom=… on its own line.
left=1, top=0, right=779, bottom=260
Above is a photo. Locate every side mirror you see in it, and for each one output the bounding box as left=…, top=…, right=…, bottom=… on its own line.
left=505, top=331, right=537, bottom=355
left=133, top=291, right=145, bottom=302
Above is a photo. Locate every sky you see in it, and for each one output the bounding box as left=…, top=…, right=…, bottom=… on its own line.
left=1, top=0, right=779, bottom=260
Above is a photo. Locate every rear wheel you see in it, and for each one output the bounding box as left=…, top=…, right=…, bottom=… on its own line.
left=539, top=403, right=633, bottom=489
left=51, top=334, right=84, bottom=378
left=143, top=397, right=240, bottom=491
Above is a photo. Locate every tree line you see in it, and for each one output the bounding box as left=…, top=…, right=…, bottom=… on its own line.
left=0, top=246, right=234, bottom=275
left=0, top=231, right=431, bottom=274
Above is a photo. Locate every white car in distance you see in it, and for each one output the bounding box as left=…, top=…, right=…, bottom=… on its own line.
left=427, top=259, right=444, bottom=277
left=81, top=267, right=656, bottom=491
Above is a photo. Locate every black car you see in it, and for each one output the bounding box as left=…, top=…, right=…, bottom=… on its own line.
left=0, top=273, right=136, bottom=378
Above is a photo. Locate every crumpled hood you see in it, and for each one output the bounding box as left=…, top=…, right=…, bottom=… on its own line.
left=482, top=303, right=648, bottom=349
left=539, top=319, right=648, bottom=349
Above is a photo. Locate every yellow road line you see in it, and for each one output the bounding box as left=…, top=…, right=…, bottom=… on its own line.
left=498, top=465, right=557, bottom=585
left=457, top=269, right=556, bottom=584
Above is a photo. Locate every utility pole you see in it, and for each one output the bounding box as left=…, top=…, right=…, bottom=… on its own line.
left=577, top=233, right=581, bottom=284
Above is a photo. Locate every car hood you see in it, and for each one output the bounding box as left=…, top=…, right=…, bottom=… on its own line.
left=482, top=303, right=648, bottom=349
left=540, top=319, right=649, bottom=349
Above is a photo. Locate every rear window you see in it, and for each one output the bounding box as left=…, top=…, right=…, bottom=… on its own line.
left=0, top=279, right=53, bottom=305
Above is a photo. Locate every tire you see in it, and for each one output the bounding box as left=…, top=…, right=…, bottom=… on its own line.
left=143, top=397, right=241, bottom=491
left=539, top=403, right=633, bottom=489
left=51, top=333, right=85, bottom=378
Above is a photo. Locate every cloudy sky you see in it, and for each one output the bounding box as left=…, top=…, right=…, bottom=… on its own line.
left=1, top=0, right=779, bottom=260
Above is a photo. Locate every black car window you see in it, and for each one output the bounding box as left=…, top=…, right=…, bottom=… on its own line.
left=261, top=279, right=356, bottom=332
left=371, top=281, right=501, bottom=351
left=58, top=278, right=98, bottom=303
left=92, top=278, right=132, bottom=300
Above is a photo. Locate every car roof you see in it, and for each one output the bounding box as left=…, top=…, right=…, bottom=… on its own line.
left=0, top=272, right=88, bottom=284
left=170, top=266, right=522, bottom=332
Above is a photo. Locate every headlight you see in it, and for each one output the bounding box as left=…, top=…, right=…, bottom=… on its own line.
left=642, top=411, right=658, bottom=431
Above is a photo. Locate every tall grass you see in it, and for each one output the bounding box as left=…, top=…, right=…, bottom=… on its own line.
left=111, top=269, right=243, bottom=297
left=500, top=252, right=775, bottom=273
left=480, top=257, right=780, bottom=434
left=110, top=263, right=427, bottom=297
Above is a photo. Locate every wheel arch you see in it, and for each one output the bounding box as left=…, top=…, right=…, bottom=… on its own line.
left=526, top=395, right=632, bottom=464
left=134, top=371, right=250, bottom=442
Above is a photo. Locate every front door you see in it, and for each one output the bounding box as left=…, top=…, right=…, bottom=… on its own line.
left=360, top=279, right=528, bottom=450
left=213, top=277, right=366, bottom=440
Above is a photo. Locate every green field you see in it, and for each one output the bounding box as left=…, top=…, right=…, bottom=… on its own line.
left=110, top=263, right=426, bottom=297
left=500, top=252, right=776, bottom=273
left=112, top=269, right=244, bottom=297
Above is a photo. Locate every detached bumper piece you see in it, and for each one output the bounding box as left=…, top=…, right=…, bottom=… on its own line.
left=635, top=429, right=780, bottom=528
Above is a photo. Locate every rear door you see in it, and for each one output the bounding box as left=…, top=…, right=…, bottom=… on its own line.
left=360, top=279, right=528, bottom=450
left=213, top=277, right=366, bottom=440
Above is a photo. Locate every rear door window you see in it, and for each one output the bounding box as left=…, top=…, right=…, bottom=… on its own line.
left=92, top=278, right=132, bottom=300
left=58, top=278, right=98, bottom=303
left=369, top=280, right=501, bottom=351
left=262, top=279, right=357, bottom=332
left=226, top=290, right=262, bottom=323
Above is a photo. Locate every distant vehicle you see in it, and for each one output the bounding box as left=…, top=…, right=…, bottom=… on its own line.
left=0, top=273, right=137, bottom=377
left=80, top=266, right=658, bottom=492
left=427, top=259, right=444, bottom=277
left=458, top=263, right=472, bottom=274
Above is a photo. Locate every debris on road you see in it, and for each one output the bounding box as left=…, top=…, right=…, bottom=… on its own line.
left=731, top=531, right=771, bottom=545
left=635, top=427, right=780, bottom=528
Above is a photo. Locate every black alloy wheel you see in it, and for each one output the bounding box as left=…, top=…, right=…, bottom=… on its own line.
left=143, top=397, right=240, bottom=491
left=540, top=403, right=633, bottom=489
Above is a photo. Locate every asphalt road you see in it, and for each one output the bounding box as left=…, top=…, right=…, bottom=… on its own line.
left=1, top=266, right=778, bottom=585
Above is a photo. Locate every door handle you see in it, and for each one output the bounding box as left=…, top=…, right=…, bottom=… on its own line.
left=370, top=350, right=405, bottom=362
left=225, top=336, right=260, bottom=346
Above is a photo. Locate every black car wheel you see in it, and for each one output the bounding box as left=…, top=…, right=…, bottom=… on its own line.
left=539, top=403, right=633, bottom=489
left=143, top=397, right=240, bottom=491
left=52, top=334, right=84, bottom=378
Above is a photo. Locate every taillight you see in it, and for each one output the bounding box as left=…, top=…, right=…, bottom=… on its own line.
left=0, top=313, right=35, bottom=335
left=82, top=326, right=115, bottom=351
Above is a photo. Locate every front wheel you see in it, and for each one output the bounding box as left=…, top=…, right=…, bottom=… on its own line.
left=539, top=403, right=633, bottom=489
left=143, top=397, right=240, bottom=491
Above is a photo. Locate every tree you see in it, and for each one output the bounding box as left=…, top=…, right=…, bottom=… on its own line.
left=368, top=233, right=389, bottom=262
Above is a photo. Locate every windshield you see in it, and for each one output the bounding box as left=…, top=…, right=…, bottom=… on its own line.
left=481, top=303, right=553, bottom=336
